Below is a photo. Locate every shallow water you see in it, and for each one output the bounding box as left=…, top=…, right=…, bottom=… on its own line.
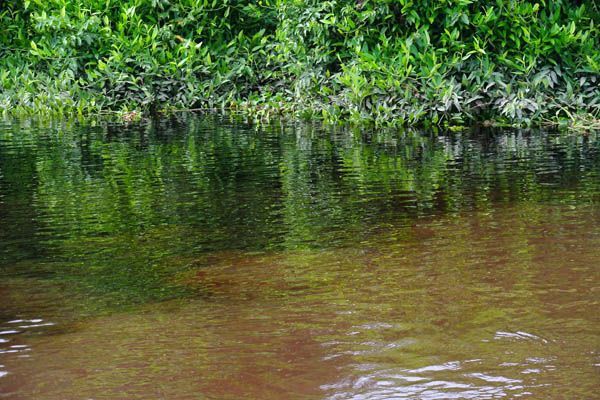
left=0, top=117, right=599, bottom=399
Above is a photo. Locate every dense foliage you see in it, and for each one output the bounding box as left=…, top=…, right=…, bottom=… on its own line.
left=1, top=0, right=599, bottom=127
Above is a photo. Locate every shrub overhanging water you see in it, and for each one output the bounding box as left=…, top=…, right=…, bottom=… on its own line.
left=0, top=0, right=599, bottom=127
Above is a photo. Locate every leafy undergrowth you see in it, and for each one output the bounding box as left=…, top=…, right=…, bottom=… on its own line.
left=1, top=0, right=599, bottom=130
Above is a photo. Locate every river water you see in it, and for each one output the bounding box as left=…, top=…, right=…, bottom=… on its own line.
left=0, top=116, right=598, bottom=399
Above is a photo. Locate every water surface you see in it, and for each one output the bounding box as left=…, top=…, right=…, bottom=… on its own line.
left=0, top=117, right=598, bottom=399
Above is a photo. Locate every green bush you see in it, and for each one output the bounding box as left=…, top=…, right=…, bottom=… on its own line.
left=1, top=0, right=599, bottom=127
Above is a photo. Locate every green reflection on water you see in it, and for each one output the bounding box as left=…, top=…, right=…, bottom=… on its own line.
left=0, top=117, right=598, bottom=315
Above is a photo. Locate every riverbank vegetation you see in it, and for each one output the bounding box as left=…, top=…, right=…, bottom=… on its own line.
left=1, top=0, right=599, bottom=128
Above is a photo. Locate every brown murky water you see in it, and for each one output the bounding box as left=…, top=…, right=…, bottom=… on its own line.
left=0, top=118, right=599, bottom=399
left=2, top=204, right=598, bottom=399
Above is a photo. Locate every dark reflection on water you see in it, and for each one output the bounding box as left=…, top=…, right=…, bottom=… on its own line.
left=0, top=116, right=598, bottom=399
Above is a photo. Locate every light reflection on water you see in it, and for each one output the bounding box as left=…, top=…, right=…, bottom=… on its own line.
left=0, top=117, right=598, bottom=399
